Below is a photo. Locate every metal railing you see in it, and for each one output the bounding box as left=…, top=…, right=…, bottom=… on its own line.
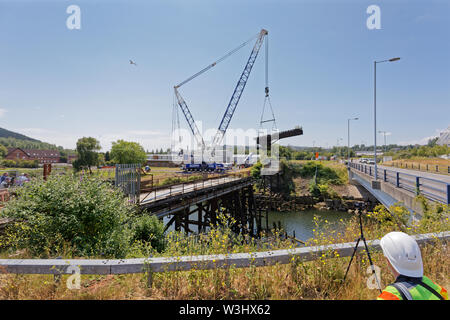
left=140, top=171, right=251, bottom=204
left=349, top=162, right=450, bottom=204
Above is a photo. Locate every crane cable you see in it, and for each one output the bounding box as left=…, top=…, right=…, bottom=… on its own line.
left=171, top=92, right=183, bottom=155
left=259, top=34, right=277, bottom=132
left=175, top=32, right=260, bottom=89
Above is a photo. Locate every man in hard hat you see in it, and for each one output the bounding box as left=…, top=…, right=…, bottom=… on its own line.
left=377, top=231, right=447, bottom=300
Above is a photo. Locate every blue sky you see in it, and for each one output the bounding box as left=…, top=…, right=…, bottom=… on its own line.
left=0, top=0, right=449, bottom=151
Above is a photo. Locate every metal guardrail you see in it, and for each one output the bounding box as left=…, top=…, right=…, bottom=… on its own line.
left=349, top=163, right=450, bottom=204
left=0, top=232, right=447, bottom=281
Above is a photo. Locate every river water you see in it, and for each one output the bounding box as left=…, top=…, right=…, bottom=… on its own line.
left=267, top=210, right=354, bottom=242
left=164, top=209, right=354, bottom=242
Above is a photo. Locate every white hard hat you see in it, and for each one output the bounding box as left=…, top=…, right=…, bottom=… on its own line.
left=380, top=231, right=423, bottom=278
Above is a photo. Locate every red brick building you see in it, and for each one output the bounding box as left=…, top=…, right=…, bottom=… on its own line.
left=5, top=148, right=61, bottom=164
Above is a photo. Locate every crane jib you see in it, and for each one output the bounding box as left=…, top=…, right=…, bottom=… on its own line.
left=173, top=29, right=268, bottom=157
left=211, top=30, right=267, bottom=152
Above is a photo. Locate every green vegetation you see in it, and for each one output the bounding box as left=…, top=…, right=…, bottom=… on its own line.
left=250, top=161, right=262, bottom=179
left=130, top=215, right=166, bottom=253
left=384, top=144, right=450, bottom=159
left=73, top=137, right=101, bottom=173
left=1, top=159, right=39, bottom=168
left=297, top=161, right=346, bottom=185
left=279, top=145, right=355, bottom=160
left=251, top=160, right=346, bottom=198
left=110, top=140, right=147, bottom=165
left=0, top=174, right=136, bottom=258
left=0, top=201, right=447, bottom=300
left=158, top=175, right=204, bottom=187
left=0, top=137, right=59, bottom=151
left=0, top=128, right=76, bottom=158
left=0, top=127, right=40, bottom=142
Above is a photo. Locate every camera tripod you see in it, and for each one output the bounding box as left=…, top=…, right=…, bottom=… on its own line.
left=343, top=205, right=382, bottom=293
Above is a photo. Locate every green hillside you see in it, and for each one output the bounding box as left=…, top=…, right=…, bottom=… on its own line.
left=0, top=127, right=40, bottom=142
left=0, top=127, right=74, bottom=154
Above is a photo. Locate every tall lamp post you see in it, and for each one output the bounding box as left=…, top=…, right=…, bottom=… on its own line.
left=374, top=57, right=400, bottom=181
left=348, top=117, right=359, bottom=166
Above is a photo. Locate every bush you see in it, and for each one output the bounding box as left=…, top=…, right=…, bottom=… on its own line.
left=250, top=161, right=262, bottom=179
left=1, top=174, right=135, bottom=258
left=308, top=181, right=336, bottom=199
left=299, top=161, right=344, bottom=185
left=1, top=159, right=17, bottom=167
left=130, top=215, right=166, bottom=253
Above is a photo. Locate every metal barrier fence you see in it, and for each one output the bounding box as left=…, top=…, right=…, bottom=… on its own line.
left=115, top=164, right=141, bottom=204
left=0, top=231, right=447, bottom=287
left=349, top=162, right=450, bottom=204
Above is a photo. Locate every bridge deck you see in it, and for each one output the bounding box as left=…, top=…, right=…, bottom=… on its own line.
left=139, top=174, right=254, bottom=217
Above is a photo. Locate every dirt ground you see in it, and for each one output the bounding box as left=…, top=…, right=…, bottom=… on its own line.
left=293, top=177, right=376, bottom=201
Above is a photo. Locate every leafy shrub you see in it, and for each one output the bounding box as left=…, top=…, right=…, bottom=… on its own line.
left=250, top=161, right=262, bottom=179
left=308, top=181, right=336, bottom=199
left=159, top=175, right=203, bottom=186
left=130, top=215, right=166, bottom=252
left=1, top=174, right=134, bottom=258
left=1, top=159, right=39, bottom=168
left=299, top=161, right=344, bottom=185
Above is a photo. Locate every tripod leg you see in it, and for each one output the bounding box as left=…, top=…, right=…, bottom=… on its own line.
left=343, top=238, right=361, bottom=282
left=362, top=237, right=382, bottom=293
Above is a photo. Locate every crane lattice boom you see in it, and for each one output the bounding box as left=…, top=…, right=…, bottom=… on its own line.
left=210, top=29, right=268, bottom=156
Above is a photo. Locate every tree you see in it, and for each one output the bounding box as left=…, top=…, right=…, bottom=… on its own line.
left=0, top=144, right=8, bottom=158
left=1, top=174, right=134, bottom=258
left=110, top=140, right=147, bottom=165
left=75, top=137, right=101, bottom=173
left=105, top=151, right=110, bottom=162
left=427, top=137, right=439, bottom=147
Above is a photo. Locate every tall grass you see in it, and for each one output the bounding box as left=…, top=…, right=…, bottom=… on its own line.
left=0, top=203, right=448, bottom=300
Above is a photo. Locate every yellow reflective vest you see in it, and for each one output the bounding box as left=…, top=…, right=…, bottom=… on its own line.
left=377, top=275, right=447, bottom=300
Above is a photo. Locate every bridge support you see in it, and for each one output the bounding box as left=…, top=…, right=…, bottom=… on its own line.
left=162, top=186, right=266, bottom=237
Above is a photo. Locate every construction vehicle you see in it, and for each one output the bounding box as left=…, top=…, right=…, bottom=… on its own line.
left=173, top=29, right=269, bottom=168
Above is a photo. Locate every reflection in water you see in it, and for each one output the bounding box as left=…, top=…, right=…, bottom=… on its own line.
left=267, top=210, right=353, bottom=242
left=163, top=209, right=354, bottom=243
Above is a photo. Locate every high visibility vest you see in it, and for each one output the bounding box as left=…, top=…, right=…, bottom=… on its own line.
left=377, top=275, right=448, bottom=300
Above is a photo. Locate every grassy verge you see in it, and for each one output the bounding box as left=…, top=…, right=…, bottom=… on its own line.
left=0, top=202, right=448, bottom=300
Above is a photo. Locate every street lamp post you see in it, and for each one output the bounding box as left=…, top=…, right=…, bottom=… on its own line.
left=374, top=57, right=400, bottom=182
left=348, top=117, right=359, bottom=166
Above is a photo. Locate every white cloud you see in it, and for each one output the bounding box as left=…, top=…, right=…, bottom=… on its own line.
left=397, top=128, right=443, bottom=146
left=0, top=108, right=7, bottom=118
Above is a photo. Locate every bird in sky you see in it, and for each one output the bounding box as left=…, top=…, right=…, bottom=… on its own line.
left=129, top=59, right=137, bottom=66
